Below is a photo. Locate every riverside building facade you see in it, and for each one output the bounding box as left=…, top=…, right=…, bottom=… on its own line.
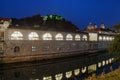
left=0, top=16, right=116, bottom=63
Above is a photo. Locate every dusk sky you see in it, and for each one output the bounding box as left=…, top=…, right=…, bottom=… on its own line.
left=0, top=0, right=120, bottom=29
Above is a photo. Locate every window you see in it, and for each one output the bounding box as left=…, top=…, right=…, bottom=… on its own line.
left=43, top=33, right=52, bottom=40
left=99, top=36, right=102, bottom=41
left=75, top=34, right=80, bottom=41
left=106, top=36, right=109, bottom=41
left=32, top=46, right=36, bottom=51
left=66, top=34, right=73, bottom=40
left=103, top=36, right=106, bottom=41
left=28, top=32, right=39, bottom=40
left=55, top=33, right=63, bottom=40
left=14, top=46, right=20, bottom=52
left=11, top=31, right=23, bottom=40
left=82, top=35, right=87, bottom=41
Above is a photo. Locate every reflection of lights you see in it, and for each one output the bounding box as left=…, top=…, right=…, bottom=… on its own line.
left=98, top=62, right=101, bottom=67
left=112, top=58, right=114, bottom=61
left=55, top=73, right=63, bottom=80
left=106, top=60, right=109, bottom=64
left=43, top=76, right=52, bottom=80
left=82, top=67, right=87, bottom=73
left=65, top=71, right=72, bottom=78
left=102, top=61, right=105, bottom=66
left=109, top=59, right=112, bottom=63
left=74, top=69, right=80, bottom=76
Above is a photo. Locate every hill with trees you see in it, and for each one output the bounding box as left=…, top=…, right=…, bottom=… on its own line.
left=9, top=14, right=79, bottom=32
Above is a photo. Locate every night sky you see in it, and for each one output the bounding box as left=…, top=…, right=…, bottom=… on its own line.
left=0, top=0, right=120, bottom=30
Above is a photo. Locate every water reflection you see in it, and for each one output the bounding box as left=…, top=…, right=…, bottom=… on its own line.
left=0, top=52, right=116, bottom=80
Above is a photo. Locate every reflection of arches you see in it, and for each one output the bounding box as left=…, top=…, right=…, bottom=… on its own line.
left=14, top=46, right=20, bottom=52
left=98, top=62, right=101, bottom=68
left=74, top=69, right=80, bottom=76
left=65, top=71, right=72, bottom=78
left=102, top=60, right=105, bottom=66
left=55, top=73, right=63, bottom=80
left=82, top=67, right=87, bottom=73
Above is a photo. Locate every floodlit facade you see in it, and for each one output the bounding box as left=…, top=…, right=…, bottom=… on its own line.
left=0, top=17, right=116, bottom=63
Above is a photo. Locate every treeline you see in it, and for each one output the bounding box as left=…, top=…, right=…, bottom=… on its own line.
left=10, top=14, right=79, bottom=32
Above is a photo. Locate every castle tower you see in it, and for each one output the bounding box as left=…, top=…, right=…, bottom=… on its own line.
left=86, top=22, right=94, bottom=30
left=100, top=23, right=105, bottom=29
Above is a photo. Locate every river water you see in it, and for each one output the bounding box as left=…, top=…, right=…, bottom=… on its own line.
left=0, top=52, right=119, bottom=80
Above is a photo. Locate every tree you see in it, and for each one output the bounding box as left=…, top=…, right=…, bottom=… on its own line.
left=109, top=24, right=120, bottom=61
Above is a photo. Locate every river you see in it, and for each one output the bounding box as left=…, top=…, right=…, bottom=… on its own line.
left=0, top=52, right=119, bottom=80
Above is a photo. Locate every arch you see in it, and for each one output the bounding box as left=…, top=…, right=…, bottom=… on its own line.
left=14, top=46, right=20, bottom=52
left=28, top=32, right=39, bottom=40
left=106, top=36, right=109, bottom=41
left=75, top=34, right=80, bottom=41
left=99, top=36, right=102, bottom=41
left=82, top=35, right=87, bottom=41
left=11, top=31, right=23, bottom=40
left=66, top=34, right=73, bottom=40
left=103, top=36, right=106, bottom=41
left=55, top=33, right=63, bottom=40
left=43, top=33, right=52, bottom=40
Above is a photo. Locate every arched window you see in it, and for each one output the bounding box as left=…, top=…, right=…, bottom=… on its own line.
left=103, top=36, right=106, bottom=41
left=106, top=36, right=109, bottom=41
left=66, top=34, right=73, bottom=40
left=43, top=33, right=52, bottom=40
left=75, top=34, right=80, bottom=41
left=14, top=46, right=20, bottom=52
left=55, top=33, right=63, bottom=40
left=82, top=35, right=87, bottom=41
left=28, top=32, right=39, bottom=40
left=11, top=31, right=23, bottom=40
left=99, top=36, right=102, bottom=41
